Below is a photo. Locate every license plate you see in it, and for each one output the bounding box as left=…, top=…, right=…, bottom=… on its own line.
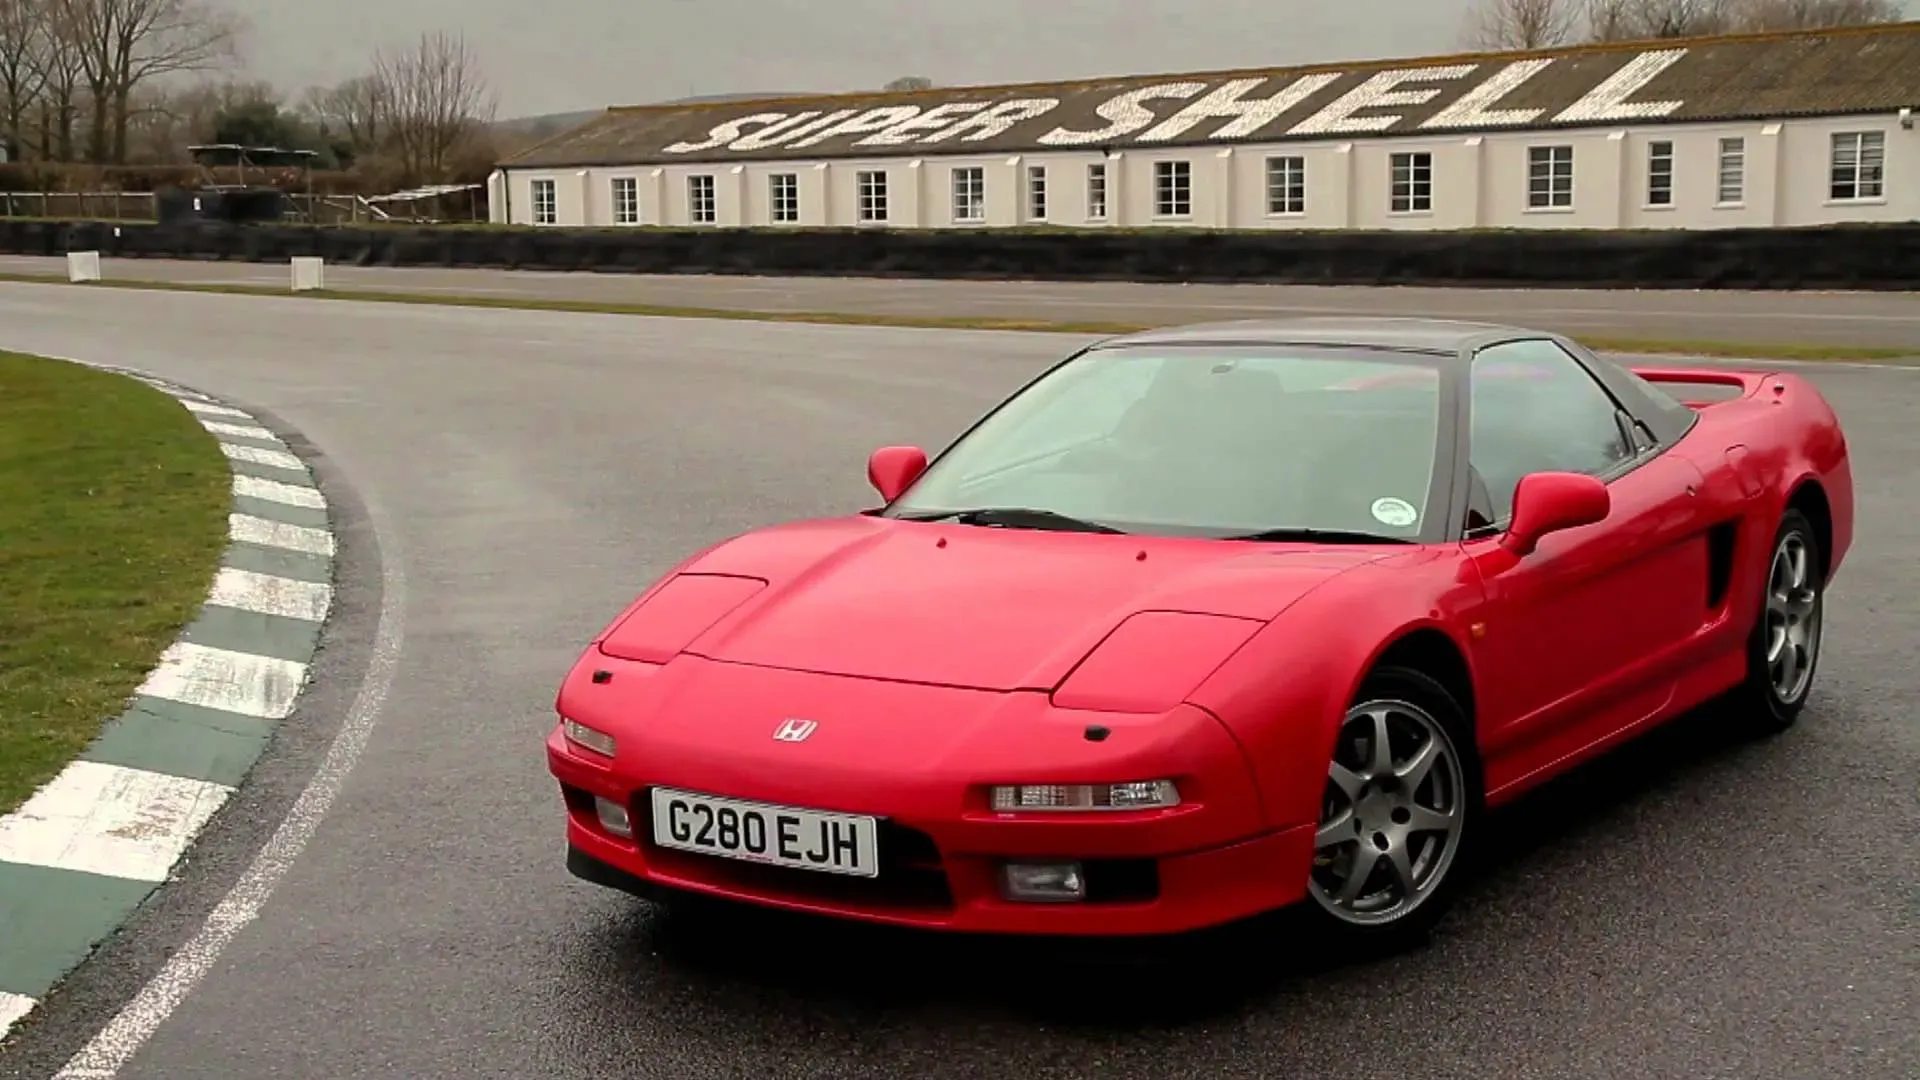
left=648, top=787, right=880, bottom=878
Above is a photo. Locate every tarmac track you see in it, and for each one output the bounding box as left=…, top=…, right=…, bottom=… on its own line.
left=0, top=279, right=1914, bottom=1080
left=1, top=253, right=1920, bottom=350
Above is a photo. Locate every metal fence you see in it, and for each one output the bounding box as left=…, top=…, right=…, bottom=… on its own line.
left=0, top=191, right=485, bottom=225
left=0, top=192, right=156, bottom=219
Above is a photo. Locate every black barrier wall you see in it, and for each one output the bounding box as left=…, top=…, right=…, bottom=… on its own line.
left=154, top=188, right=291, bottom=225
left=1, top=219, right=1917, bottom=289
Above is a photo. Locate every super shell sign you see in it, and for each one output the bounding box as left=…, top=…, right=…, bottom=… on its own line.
left=657, top=49, right=1691, bottom=158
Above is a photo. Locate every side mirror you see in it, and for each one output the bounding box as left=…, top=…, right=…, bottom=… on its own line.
left=866, top=446, right=927, bottom=502
left=1501, top=472, right=1610, bottom=557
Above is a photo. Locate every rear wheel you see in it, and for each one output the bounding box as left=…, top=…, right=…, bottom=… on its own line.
left=1723, top=508, right=1825, bottom=735
left=1302, top=666, right=1480, bottom=953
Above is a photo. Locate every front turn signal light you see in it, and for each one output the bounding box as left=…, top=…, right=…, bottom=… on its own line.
left=562, top=717, right=616, bottom=757
left=989, top=780, right=1179, bottom=812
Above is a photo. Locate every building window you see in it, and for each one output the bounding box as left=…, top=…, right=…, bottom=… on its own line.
left=1527, top=145, right=1573, bottom=209
left=769, top=173, right=798, bottom=223
left=1646, top=141, right=1674, bottom=206
left=1716, top=138, right=1744, bottom=205
left=857, top=169, right=888, bottom=223
left=688, top=174, right=716, bottom=223
left=1390, top=151, right=1432, bottom=213
left=610, top=176, right=638, bottom=224
left=1087, top=162, right=1107, bottom=220
left=1830, top=131, right=1885, bottom=201
left=530, top=178, right=555, bottom=224
left=950, top=167, right=984, bottom=222
left=1154, top=160, right=1191, bottom=217
left=1027, top=165, right=1047, bottom=221
left=1265, top=155, right=1304, bottom=215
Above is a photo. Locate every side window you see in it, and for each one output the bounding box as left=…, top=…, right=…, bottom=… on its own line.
left=1468, top=339, right=1634, bottom=526
left=1590, top=351, right=1699, bottom=434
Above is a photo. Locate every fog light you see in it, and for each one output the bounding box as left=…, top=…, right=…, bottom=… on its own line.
left=1001, top=861, right=1085, bottom=903
left=593, top=796, right=633, bottom=837
left=563, top=717, right=616, bottom=757
left=989, top=780, right=1179, bottom=811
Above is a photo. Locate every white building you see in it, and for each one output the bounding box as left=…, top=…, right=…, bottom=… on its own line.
left=493, top=23, right=1920, bottom=232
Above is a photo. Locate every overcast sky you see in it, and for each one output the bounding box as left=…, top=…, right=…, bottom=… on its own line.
left=227, top=0, right=1497, bottom=118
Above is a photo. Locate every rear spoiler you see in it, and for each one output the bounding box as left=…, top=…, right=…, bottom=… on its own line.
left=1629, top=365, right=1779, bottom=404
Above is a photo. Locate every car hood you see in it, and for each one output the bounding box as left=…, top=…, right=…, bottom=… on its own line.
left=621, top=516, right=1393, bottom=691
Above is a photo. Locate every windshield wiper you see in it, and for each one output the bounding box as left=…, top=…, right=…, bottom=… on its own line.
left=899, top=507, right=1126, bottom=534
left=1223, top=527, right=1417, bottom=544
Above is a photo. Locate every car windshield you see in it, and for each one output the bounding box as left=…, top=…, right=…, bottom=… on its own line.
left=884, top=344, right=1448, bottom=540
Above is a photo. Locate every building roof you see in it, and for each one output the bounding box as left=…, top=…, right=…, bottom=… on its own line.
left=501, top=21, right=1920, bottom=169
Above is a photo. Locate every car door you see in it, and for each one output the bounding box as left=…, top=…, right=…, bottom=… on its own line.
left=1459, top=339, right=1710, bottom=792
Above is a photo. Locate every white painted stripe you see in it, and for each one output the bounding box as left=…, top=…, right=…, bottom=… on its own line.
left=136, top=641, right=310, bottom=720
left=52, top=487, right=407, bottom=1079
left=219, top=442, right=304, bottom=472
left=180, top=399, right=247, bottom=419
left=228, top=513, right=335, bottom=556
left=0, top=762, right=232, bottom=883
left=0, top=991, right=35, bottom=1039
left=232, top=473, right=325, bottom=510
left=200, top=419, right=277, bottom=442
left=206, top=566, right=332, bottom=622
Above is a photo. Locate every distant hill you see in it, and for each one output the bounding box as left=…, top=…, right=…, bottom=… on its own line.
left=491, top=110, right=604, bottom=137
left=656, top=91, right=813, bottom=105
left=494, top=92, right=816, bottom=138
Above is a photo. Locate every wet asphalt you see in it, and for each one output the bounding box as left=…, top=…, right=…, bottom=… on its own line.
left=0, top=279, right=1913, bottom=1080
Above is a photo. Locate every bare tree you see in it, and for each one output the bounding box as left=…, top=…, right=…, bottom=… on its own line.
left=140, top=75, right=261, bottom=148
left=1574, top=0, right=1743, bottom=38
left=1729, top=0, right=1905, bottom=30
left=117, top=79, right=184, bottom=159
left=1583, top=0, right=1900, bottom=39
left=299, top=73, right=388, bottom=155
left=1583, top=0, right=1738, bottom=39
left=883, top=75, right=933, bottom=91
left=0, top=0, right=50, bottom=158
left=370, top=31, right=495, bottom=184
left=1463, top=0, right=1580, bottom=48
left=25, top=0, right=81, bottom=159
left=54, top=0, right=242, bottom=162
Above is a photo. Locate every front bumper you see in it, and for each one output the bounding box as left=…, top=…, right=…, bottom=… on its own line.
left=559, top=810, right=1315, bottom=937
left=545, top=656, right=1315, bottom=937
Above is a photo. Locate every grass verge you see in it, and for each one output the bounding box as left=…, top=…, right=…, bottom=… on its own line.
left=0, top=353, right=230, bottom=815
left=0, top=270, right=1913, bottom=363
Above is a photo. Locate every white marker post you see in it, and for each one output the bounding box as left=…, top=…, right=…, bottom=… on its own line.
left=66, top=250, right=101, bottom=283
left=290, top=256, right=325, bottom=292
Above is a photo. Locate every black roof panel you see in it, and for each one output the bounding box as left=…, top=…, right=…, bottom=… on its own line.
left=1094, top=316, right=1530, bottom=353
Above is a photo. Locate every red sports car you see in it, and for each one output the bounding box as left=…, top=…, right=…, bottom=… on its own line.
left=547, top=318, right=1852, bottom=949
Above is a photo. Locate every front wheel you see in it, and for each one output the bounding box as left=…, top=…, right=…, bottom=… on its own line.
left=1300, top=666, right=1481, bottom=954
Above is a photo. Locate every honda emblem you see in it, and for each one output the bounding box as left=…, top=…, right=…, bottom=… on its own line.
left=773, top=718, right=818, bottom=743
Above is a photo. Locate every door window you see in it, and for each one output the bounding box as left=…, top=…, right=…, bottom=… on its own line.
left=1467, top=339, right=1633, bottom=528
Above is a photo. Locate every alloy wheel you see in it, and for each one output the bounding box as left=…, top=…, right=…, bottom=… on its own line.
left=1309, top=699, right=1467, bottom=927
left=1764, top=531, right=1822, bottom=705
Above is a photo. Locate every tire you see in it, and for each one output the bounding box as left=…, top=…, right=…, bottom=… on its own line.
left=1296, top=665, right=1482, bottom=955
left=1722, top=507, right=1826, bottom=736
